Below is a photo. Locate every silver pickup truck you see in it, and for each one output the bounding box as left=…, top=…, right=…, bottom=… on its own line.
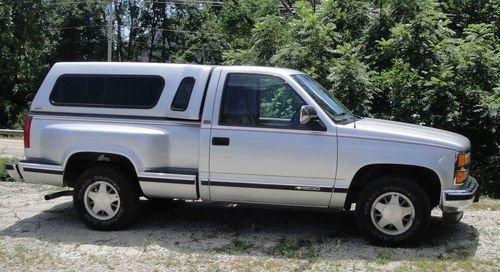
left=5, top=62, right=479, bottom=246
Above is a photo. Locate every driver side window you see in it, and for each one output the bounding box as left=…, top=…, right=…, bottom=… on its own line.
left=220, top=73, right=308, bottom=129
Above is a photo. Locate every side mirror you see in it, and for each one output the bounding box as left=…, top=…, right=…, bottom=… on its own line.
left=299, top=105, right=318, bottom=125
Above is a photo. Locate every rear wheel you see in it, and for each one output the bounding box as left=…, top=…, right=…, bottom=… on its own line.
left=73, top=166, right=139, bottom=230
left=355, top=176, right=431, bottom=247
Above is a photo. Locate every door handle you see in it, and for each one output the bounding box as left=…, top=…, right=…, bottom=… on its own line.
left=212, top=137, right=230, bottom=146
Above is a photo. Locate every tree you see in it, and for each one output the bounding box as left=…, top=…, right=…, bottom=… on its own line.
left=0, top=1, right=56, bottom=128
left=51, top=1, right=108, bottom=61
left=327, top=44, right=375, bottom=116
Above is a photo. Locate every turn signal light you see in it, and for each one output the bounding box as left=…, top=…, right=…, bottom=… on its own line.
left=457, top=153, right=466, bottom=167
left=455, top=170, right=466, bottom=185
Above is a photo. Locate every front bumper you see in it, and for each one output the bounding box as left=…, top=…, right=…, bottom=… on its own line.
left=441, top=176, right=479, bottom=213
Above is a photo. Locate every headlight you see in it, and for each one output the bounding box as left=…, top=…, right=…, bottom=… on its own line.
left=454, top=152, right=470, bottom=185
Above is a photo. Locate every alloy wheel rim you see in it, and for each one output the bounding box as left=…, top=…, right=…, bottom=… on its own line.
left=84, top=181, right=120, bottom=220
left=370, top=192, right=415, bottom=236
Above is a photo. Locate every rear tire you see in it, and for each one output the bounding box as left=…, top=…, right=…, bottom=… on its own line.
left=73, top=166, right=139, bottom=230
left=355, top=176, right=431, bottom=247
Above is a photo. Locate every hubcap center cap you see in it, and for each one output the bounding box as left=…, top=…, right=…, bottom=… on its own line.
left=95, top=193, right=111, bottom=207
left=382, top=204, right=403, bottom=223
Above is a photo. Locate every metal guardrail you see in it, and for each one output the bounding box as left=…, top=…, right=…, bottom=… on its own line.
left=0, top=129, right=23, bottom=136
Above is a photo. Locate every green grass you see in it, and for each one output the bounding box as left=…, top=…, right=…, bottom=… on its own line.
left=472, top=197, right=500, bottom=211
left=264, top=238, right=318, bottom=260
left=0, top=135, right=23, bottom=140
left=374, top=251, right=392, bottom=265
left=143, top=239, right=159, bottom=250
left=14, top=244, right=28, bottom=257
left=213, top=239, right=257, bottom=253
left=0, top=157, right=18, bottom=182
left=394, top=258, right=498, bottom=272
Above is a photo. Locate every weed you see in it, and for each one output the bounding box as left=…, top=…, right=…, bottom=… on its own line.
left=374, top=251, right=392, bottom=265
left=265, top=238, right=318, bottom=260
left=143, top=239, right=159, bottom=249
left=14, top=244, right=28, bottom=257
left=213, top=239, right=256, bottom=253
left=0, top=157, right=17, bottom=182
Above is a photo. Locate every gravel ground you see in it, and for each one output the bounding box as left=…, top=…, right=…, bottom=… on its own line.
left=0, top=181, right=498, bottom=272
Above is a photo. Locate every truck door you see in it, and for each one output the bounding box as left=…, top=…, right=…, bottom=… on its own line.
left=207, top=70, right=337, bottom=207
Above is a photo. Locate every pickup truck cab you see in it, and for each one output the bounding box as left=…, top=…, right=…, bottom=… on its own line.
left=6, top=62, right=479, bottom=246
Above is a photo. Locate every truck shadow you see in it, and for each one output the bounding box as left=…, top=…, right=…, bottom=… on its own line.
left=0, top=199, right=479, bottom=261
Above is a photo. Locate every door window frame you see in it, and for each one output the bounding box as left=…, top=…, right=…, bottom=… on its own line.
left=217, top=72, right=326, bottom=131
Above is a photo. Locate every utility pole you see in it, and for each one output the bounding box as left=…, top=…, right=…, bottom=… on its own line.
left=107, top=0, right=113, bottom=62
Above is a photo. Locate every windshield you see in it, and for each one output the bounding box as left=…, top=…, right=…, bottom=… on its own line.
left=291, top=74, right=355, bottom=123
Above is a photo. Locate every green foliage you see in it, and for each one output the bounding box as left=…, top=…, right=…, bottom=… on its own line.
left=260, top=85, right=304, bottom=119
left=0, top=157, right=16, bottom=182
left=0, top=0, right=498, bottom=196
left=327, top=44, right=375, bottom=116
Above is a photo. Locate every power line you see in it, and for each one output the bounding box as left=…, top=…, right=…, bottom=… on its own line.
left=142, top=0, right=224, bottom=5
left=133, top=41, right=223, bottom=51
left=24, top=0, right=223, bottom=6
left=24, top=0, right=106, bottom=6
left=54, top=37, right=223, bottom=52
left=57, top=24, right=107, bottom=30
left=130, top=25, right=225, bottom=36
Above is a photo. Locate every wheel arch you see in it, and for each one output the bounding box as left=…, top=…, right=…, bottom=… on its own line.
left=63, top=151, right=139, bottom=188
left=344, top=164, right=441, bottom=210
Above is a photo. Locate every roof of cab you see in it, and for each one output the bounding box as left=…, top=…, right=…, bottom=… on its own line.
left=51, top=62, right=304, bottom=77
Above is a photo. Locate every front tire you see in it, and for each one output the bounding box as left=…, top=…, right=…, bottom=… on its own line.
left=355, top=176, right=431, bottom=247
left=73, top=166, right=139, bottom=230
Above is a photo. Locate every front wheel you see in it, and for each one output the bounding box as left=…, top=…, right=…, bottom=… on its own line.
left=355, top=176, right=431, bottom=247
left=73, top=166, right=139, bottom=230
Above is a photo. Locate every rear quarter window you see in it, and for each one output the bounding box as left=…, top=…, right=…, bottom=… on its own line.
left=171, top=77, right=196, bottom=111
left=50, top=74, right=164, bottom=108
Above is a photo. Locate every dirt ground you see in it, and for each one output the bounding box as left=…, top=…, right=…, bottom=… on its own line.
left=0, top=181, right=498, bottom=272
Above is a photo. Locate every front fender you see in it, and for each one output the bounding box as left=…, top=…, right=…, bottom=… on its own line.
left=335, top=137, right=456, bottom=189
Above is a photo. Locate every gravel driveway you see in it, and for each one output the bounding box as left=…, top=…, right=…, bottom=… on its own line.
left=0, top=182, right=498, bottom=271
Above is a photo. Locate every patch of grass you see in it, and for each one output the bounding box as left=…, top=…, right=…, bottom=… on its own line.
left=0, top=157, right=17, bottom=182
left=265, top=238, right=318, bottom=260
left=443, top=245, right=471, bottom=259
left=143, top=239, right=159, bottom=250
left=395, top=258, right=498, bottom=272
left=214, top=239, right=256, bottom=253
left=0, top=135, right=23, bottom=140
left=14, top=244, right=28, bottom=257
left=472, top=197, right=500, bottom=211
left=374, top=251, right=392, bottom=265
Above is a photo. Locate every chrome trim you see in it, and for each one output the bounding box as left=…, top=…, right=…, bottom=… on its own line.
left=138, top=171, right=198, bottom=199
left=441, top=176, right=478, bottom=213
left=138, top=171, right=196, bottom=183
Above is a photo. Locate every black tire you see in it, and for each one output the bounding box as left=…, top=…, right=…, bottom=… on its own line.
left=355, top=176, right=431, bottom=247
left=73, top=166, right=140, bottom=230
